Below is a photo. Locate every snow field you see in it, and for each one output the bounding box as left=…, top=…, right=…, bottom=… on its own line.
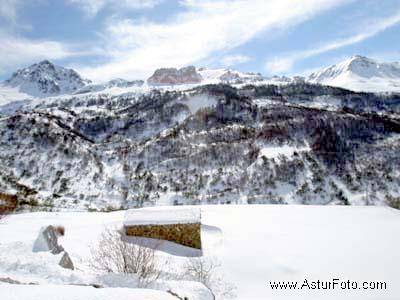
left=0, top=205, right=399, bottom=299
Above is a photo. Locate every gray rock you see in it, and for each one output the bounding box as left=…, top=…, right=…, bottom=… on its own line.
left=147, top=66, right=202, bottom=85
left=32, top=225, right=64, bottom=254
left=59, top=251, right=74, bottom=270
left=0, top=277, right=23, bottom=284
left=0, top=277, right=38, bottom=285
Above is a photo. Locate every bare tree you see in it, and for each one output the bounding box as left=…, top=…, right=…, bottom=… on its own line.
left=91, top=228, right=163, bottom=287
left=183, top=257, right=236, bottom=299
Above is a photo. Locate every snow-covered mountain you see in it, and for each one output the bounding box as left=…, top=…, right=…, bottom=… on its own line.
left=0, top=59, right=400, bottom=212
left=2, top=60, right=91, bottom=97
left=308, top=55, right=400, bottom=92
left=146, top=66, right=266, bottom=86
left=1, top=82, right=400, bottom=211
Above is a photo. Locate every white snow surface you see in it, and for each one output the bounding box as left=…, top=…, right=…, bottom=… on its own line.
left=182, top=94, right=217, bottom=114
left=124, top=206, right=201, bottom=226
left=0, top=205, right=399, bottom=300
left=0, top=283, right=178, bottom=300
left=202, top=205, right=400, bottom=300
left=259, top=144, right=311, bottom=160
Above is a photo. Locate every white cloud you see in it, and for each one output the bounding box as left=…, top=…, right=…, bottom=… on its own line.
left=265, top=12, right=400, bottom=74
left=0, top=34, right=75, bottom=75
left=68, top=0, right=162, bottom=17
left=78, top=0, right=352, bottom=81
left=220, top=54, right=251, bottom=67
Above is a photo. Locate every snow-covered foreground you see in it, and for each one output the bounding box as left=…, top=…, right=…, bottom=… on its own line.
left=203, top=205, right=400, bottom=300
left=0, top=205, right=399, bottom=300
left=0, top=284, right=178, bottom=300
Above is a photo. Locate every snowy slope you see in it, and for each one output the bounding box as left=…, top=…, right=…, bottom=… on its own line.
left=1, top=205, right=399, bottom=300
left=308, top=55, right=400, bottom=92
left=1, top=83, right=400, bottom=209
left=0, top=85, right=34, bottom=106
left=0, top=84, right=34, bottom=113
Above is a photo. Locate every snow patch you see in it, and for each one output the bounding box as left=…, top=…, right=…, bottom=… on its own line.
left=182, top=94, right=217, bottom=114
left=259, top=144, right=311, bottom=160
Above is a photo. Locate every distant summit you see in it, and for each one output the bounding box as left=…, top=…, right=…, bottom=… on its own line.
left=3, top=60, right=91, bottom=97
left=308, top=55, right=400, bottom=92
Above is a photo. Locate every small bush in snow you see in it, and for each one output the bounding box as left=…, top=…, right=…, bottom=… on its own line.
left=90, top=228, right=162, bottom=287
left=183, top=257, right=236, bottom=299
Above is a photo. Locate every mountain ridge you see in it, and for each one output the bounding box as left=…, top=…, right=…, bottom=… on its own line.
left=2, top=55, right=400, bottom=99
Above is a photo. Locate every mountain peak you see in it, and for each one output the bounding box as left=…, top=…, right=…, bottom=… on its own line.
left=349, top=55, right=371, bottom=61
left=345, top=55, right=377, bottom=70
left=308, top=55, right=400, bottom=92
left=3, top=60, right=91, bottom=97
left=38, top=59, right=54, bottom=66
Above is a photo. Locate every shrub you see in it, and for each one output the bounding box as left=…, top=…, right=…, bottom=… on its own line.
left=91, top=228, right=162, bottom=287
left=183, top=257, right=236, bottom=299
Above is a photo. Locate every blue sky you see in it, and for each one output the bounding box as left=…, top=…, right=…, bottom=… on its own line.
left=0, top=0, right=399, bottom=82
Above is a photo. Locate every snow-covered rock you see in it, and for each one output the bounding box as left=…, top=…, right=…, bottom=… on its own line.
left=124, top=207, right=201, bottom=226
left=147, top=66, right=202, bottom=85
left=3, top=60, right=91, bottom=97
left=308, top=55, right=400, bottom=92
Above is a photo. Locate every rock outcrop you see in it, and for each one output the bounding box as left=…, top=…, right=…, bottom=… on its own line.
left=147, top=66, right=202, bottom=85
left=32, top=225, right=64, bottom=254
